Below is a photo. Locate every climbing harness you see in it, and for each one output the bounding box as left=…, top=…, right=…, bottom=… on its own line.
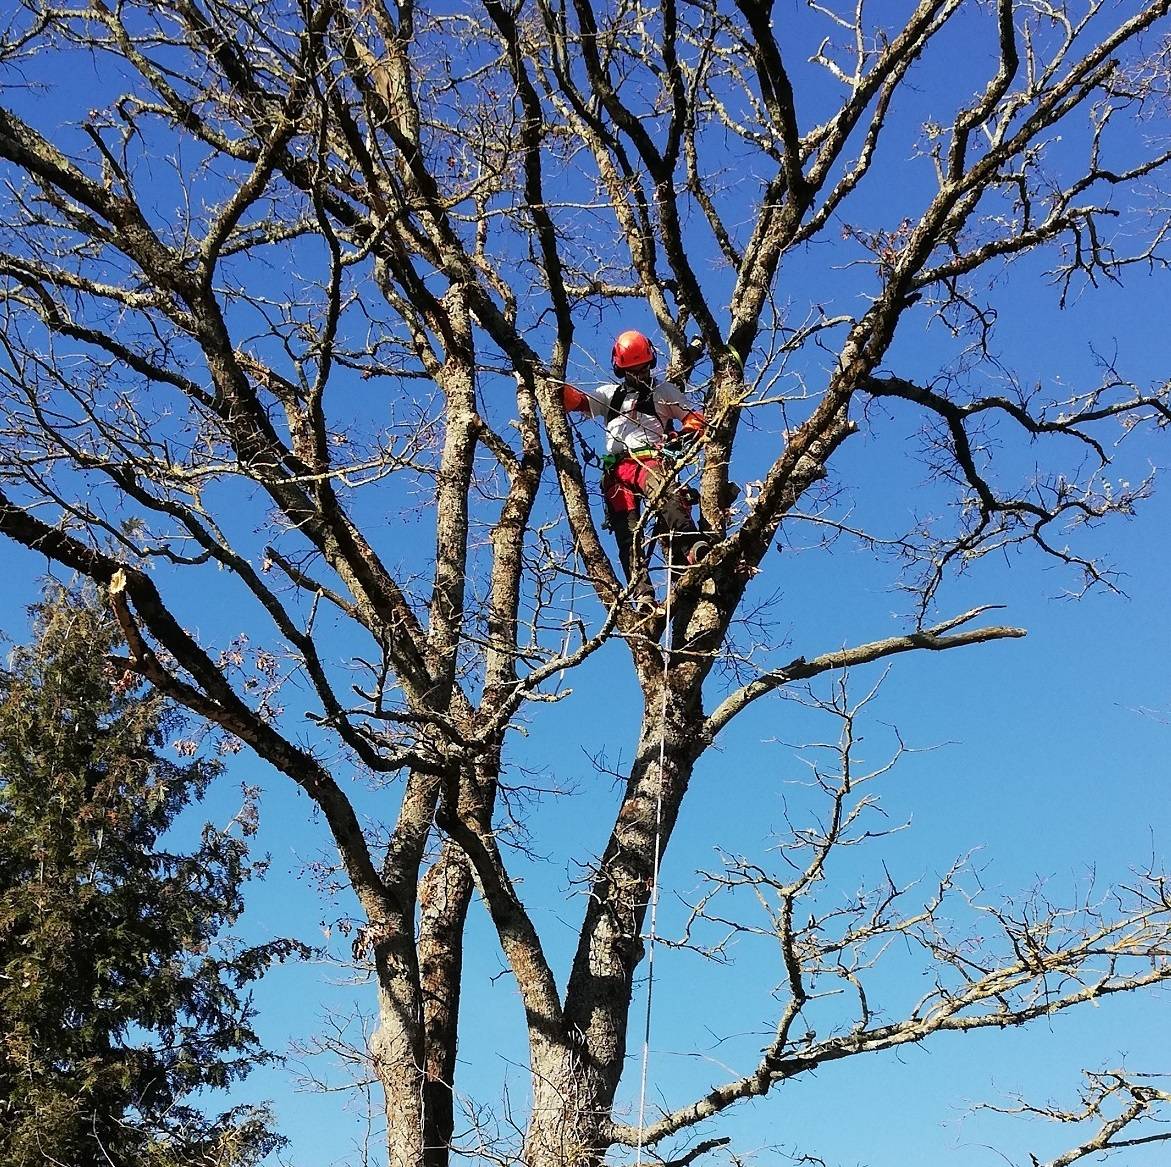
left=605, top=377, right=660, bottom=427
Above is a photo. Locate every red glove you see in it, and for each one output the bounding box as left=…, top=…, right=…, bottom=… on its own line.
left=562, top=383, right=590, bottom=414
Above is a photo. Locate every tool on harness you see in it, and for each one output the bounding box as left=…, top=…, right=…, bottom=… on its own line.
left=566, top=409, right=604, bottom=470
left=661, top=428, right=696, bottom=459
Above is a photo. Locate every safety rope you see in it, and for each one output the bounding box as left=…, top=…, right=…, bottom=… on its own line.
left=635, top=535, right=673, bottom=1167
left=558, top=536, right=581, bottom=685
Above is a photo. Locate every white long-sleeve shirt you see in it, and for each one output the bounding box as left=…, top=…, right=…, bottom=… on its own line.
left=574, top=378, right=699, bottom=455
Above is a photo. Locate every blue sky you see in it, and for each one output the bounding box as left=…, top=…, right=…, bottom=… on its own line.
left=1, top=2, right=1170, bottom=1164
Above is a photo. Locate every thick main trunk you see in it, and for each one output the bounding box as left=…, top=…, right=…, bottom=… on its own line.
left=567, top=689, right=700, bottom=1057
left=522, top=1038, right=612, bottom=1167
left=522, top=684, right=703, bottom=1165
left=418, top=844, right=474, bottom=1167
left=372, top=935, right=427, bottom=1167
left=375, top=762, right=448, bottom=1167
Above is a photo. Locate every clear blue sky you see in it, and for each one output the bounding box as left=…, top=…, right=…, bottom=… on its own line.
left=1, top=3, right=1169, bottom=1165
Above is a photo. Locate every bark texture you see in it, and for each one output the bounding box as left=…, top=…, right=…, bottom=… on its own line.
left=0, top=2, right=1169, bottom=1165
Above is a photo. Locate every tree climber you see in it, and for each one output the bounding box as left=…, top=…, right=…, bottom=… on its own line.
left=562, top=330, right=710, bottom=595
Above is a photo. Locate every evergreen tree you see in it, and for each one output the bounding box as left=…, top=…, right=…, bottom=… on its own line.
left=0, top=591, right=292, bottom=1166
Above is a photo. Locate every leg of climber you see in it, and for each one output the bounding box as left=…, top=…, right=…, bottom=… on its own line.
left=639, top=460, right=710, bottom=571
left=602, top=463, right=655, bottom=602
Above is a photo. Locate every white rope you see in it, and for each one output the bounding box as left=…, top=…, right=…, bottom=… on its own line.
left=558, top=537, right=581, bottom=685
left=635, top=534, right=673, bottom=1167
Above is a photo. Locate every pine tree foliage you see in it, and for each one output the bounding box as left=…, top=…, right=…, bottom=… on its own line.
left=0, top=590, right=294, bottom=1167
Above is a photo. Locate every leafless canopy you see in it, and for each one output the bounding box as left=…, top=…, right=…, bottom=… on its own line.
left=0, top=1, right=1169, bottom=1164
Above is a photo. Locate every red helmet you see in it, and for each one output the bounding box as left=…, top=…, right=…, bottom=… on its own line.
left=611, top=330, right=657, bottom=376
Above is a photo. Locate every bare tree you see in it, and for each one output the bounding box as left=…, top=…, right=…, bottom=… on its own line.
left=0, top=1, right=1168, bottom=1164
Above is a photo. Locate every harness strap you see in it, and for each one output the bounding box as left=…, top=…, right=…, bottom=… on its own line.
left=607, top=379, right=658, bottom=426
left=602, top=447, right=658, bottom=471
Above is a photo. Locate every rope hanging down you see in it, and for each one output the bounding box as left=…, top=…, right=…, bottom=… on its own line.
left=635, top=535, right=673, bottom=1167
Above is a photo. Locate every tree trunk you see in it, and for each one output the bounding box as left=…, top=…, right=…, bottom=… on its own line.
left=523, top=683, right=704, bottom=1166
left=372, top=935, right=427, bottom=1167
left=419, top=844, right=474, bottom=1167
left=523, top=1037, right=612, bottom=1167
